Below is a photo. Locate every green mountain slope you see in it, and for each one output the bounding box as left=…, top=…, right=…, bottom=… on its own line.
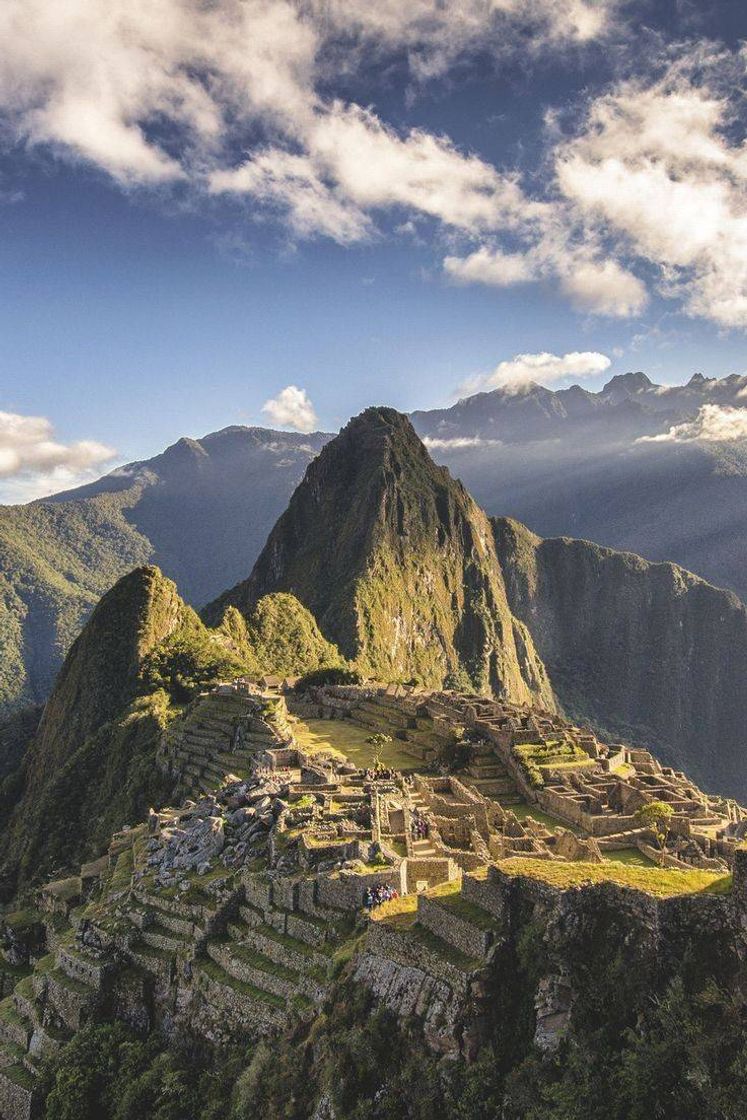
left=0, top=427, right=327, bottom=715
left=493, top=517, right=747, bottom=798
left=0, top=566, right=221, bottom=891
left=208, top=407, right=554, bottom=705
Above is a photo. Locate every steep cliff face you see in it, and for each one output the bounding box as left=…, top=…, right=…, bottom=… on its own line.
left=413, top=370, right=747, bottom=607
left=208, top=409, right=554, bottom=705
left=493, top=517, right=747, bottom=797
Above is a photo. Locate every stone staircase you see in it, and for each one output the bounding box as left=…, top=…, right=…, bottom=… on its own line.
left=409, top=790, right=438, bottom=858
left=464, top=750, right=522, bottom=805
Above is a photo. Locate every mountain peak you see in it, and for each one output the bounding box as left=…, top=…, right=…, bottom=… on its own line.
left=206, top=408, right=554, bottom=705
left=601, top=371, right=655, bottom=395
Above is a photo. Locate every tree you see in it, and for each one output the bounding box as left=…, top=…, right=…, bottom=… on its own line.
left=634, top=800, right=674, bottom=850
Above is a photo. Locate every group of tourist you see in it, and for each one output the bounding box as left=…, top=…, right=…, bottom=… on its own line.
left=411, top=811, right=429, bottom=839
left=363, top=884, right=400, bottom=910
left=363, top=766, right=399, bottom=782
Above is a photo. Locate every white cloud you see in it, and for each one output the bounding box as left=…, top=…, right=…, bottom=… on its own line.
left=0, top=410, right=114, bottom=478
left=261, top=385, right=319, bottom=432
left=557, top=257, right=648, bottom=317
left=4, top=4, right=746, bottom=333
left=311, top=1, right=621, bottom=80
left=210, top=149, right=370, bottom=243
left=0, top=0, right=617, bottom=189
left=459, top=350, right=611, bottom=394
left=445, top=240, right=648, bottom=318
left=0, top=411, right=115, bottom=503
left=639, top=404, right=747, bottom=444
left=444, top=246, right=535, bottom=287
left=554, top=51, right=747, bottom=327
left=423, top=435, right=501, bottom=451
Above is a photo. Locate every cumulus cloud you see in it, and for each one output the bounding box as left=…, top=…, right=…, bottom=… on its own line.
left=553, top=50, right=747, bottom=327
left=0, top=1, right=617, bottom=188
left=4, top=3, right=746, bottom=331
left=0, top=4, right=620, bottom=265
left=210, top=149, right=370, bottom=244
left=261, top=385, right=319, bottom=432
left=458, top=350, right=611, bottom=395
left=639, top=404, right=747, bottom=444
left=0, top=411, right=115, bottom=502
left=0, top=411, right=114, bottom=478
left=445, top=240, right=648, bottom=318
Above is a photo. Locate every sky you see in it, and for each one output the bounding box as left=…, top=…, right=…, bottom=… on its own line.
left=0, top=0, right=746, bottom=500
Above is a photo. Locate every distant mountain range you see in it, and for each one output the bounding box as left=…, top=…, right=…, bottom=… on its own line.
left=411, top=371, right=747, bottom=604
left=3, top=369, right=747, bottom=721
left=0, top=427, right=326, bottom=713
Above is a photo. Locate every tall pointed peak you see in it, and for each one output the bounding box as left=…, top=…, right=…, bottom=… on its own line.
left=32, top=565, right=188, bottom=780
left=206, top=408, right=554, bottom=708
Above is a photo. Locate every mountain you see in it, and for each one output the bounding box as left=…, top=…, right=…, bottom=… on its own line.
left=207, top=407, right=554, bottom=706
left=0, top=567, right=206, bottom=891
left=210, top=408, right=747, bottom=798
left=411, top=372, right=747, bottom=604
left=494, top=518, right=747, bottom=798
left=0, top=425, right=329, bottom=715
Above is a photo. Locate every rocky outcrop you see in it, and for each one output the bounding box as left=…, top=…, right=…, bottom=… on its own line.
left=494, top=517, right=747, bottom=798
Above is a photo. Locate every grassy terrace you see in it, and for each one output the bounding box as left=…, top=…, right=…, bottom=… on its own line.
left=514, top=741, right=595, bottom=769
left=293, top=717, right=419, bottom=772
left=511, top=801, right=583, bottom=835
left=196, top=959, right=285, bottom=1007
left=491, top=857, right=732, bottom=898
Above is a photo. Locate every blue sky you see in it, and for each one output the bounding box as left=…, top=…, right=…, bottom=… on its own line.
left=0, top=0, right=745, bottom=499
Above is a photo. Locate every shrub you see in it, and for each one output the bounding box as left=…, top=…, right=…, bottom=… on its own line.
left=295, top=666, right=363, bottom=691
left=140, top=633, right=246, bottom=704
left=366, top=732, right=393, bottom=746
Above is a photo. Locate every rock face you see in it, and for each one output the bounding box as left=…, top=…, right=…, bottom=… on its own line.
left=493, top=517, right=747, bottom=798
left=208, top=408, right=554, bottom=705
left=0, top=426, right=329, bottom=714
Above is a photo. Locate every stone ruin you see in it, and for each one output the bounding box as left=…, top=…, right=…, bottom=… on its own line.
left=1, top=677, right=746, bottom=1117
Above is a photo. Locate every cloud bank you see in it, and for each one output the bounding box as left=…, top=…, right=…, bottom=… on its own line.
left=261, top=385, right=319, bottom=432
left=1, top=4, right=745, bottom=327
left=639, top=404, right=747, bottom=444
left=459, top=350, right=611, bottom=395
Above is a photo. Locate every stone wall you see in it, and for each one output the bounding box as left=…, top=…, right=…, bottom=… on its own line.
left=363, top=919, right=472, bottom=995
left=403, top=857, right=459, bottom=894
left=416, top=896, right=493, bottom=960
left=0, top=1070, right=36, bottom=1120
